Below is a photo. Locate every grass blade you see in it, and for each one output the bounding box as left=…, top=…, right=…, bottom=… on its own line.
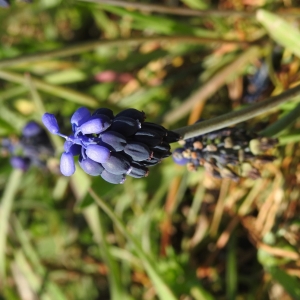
left=0, top=70, right=99, bottom=107
left=259, top=101, right=300, bottom=137
left=257, top=9, right=300, bottom=58
left=70, top=168, right=127, bottom=299
left=0, top=169, right=23, bottom=281
left=89, top=188, right=177, bottom=300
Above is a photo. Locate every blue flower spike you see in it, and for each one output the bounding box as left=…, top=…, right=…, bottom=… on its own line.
left=42, top=113, right=60, bottom=134
left=60, top=152, right=75, bottom=176
left=42, top=106, right=180, bottom=184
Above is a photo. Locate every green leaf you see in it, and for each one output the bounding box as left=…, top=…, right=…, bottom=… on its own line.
left=267, top=266, right=300, bottom=299
left=260, top=101, right=300, bottom=137
left=256, top=9, right=300, bottom=58
left=101, top=5, right=217, bottom=38
left=44, top=68, right=87, bottom=85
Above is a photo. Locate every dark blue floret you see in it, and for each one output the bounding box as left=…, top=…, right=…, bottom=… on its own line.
left=93, top=108, right=114, bottom=120
left=101, top=170, right=126, bottom=184
left=102, top=152, right=131, bottom=175
left=99, top=131, right=126, bottom=152
left=124, top=141, right=151, bottom=161
left=128, top=162, right=149, bottom=178
left=115, top=108, right=146, bottom=123
left=79, top=156, right=104, bottom=176
left=110, top=116, right=141, bottom=137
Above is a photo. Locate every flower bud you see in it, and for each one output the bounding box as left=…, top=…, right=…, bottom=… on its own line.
left=164, top=131, right=180, bottom=143
left=86, top=144, right=111, bottom=163
left=128, top=162, right=149, bottom=178
left=79, top=157, right=104, bottom=176
left=102, top=153, right=131, bottom=175
left=152, top=141, right=171, bottom=153
left=78, top=115, right=111, bottom=135
left=133, top=129, right=162, bottom=147
left=116, top=108, right=146, bottom=123
left=110, top=116, right=141, bottom=137
left=124, top=141, right=151, bottom=161
left=42, top=113, right=60, bottom=134
left=92, top=108, right=114, bottom=120
left=101, top=170, right=126, bottom=184
left=71, top=107, right=91, bottom=129
left=172, top=148, right=189, bottom=165
left=141, top=122, right=167, bottom=136
left=99, top=131, right=127, bottom=151
left=60, top=152, right=75, bottom=176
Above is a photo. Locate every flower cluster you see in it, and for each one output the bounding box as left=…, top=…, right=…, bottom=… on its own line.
left=1, top=121, right=54, bottom=171
left=42, top=107, right=180, bottom=184
left=172, top=125, right=278, bottom=180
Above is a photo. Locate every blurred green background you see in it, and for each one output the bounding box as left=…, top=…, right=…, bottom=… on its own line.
left=1, top=0, right=300, bottom=299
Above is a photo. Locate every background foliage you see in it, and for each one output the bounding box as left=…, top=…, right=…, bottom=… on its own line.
left=1, top=0, right=300, bottom=299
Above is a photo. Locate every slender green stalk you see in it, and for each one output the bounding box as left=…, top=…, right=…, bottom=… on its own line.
left=173, top=84, right=300, bottom=140
left=0, top=70, right=98, bottom=107
left=0, top=36, right=255, bottom=69
left=0, top=169, right=23, bottom=281
left=79, top=0, right=300, bottom=18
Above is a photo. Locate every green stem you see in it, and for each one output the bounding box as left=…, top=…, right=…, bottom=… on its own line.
left=79, top=0, right=300, bottom=18
left=0, top=36, right=255, bottom=69
left=0, top=169, right=23, bottom=281
left=0, top=70, right=98, bottom=107
left=173, top=84, right=300, bottom=140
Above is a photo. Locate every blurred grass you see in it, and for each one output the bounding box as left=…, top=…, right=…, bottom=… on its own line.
left=0, top=0, right=300, bottom=299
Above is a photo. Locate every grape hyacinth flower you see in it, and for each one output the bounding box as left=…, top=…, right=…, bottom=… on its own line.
left=172, top=125, right=278, bottom=180
left=1, top=121, right=55, bottom=171
left=42, top=108, right=180, bottom=184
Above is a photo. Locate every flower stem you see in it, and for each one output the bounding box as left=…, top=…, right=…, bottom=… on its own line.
left=173, top=85, right=300, bottom=140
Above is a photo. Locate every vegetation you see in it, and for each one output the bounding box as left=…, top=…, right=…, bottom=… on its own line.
left=0, top=0, right=300, bottom=299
